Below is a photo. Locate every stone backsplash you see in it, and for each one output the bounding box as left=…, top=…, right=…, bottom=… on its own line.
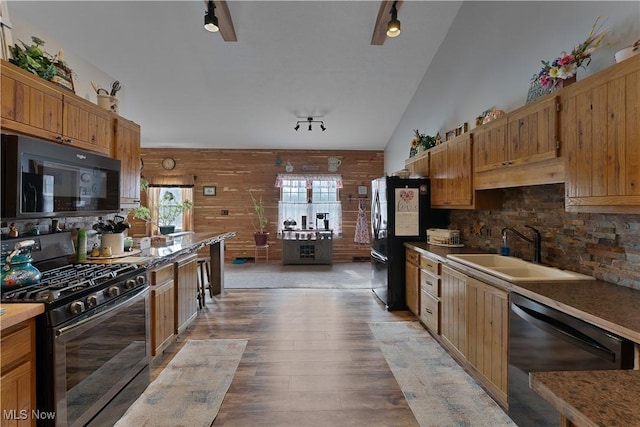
left=449, top=184, right=640, bottom=290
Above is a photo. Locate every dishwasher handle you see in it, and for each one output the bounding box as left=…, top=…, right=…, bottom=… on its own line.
left=511, top=302, right=616, bottom=363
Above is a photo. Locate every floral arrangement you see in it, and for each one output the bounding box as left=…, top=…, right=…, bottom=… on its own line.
left=534, top=17, right=607, bottom=89
left=409, top=129, right=437, bottom=157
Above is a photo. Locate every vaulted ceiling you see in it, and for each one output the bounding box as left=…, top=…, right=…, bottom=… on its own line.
left=7, top=1, right=462, bottom=150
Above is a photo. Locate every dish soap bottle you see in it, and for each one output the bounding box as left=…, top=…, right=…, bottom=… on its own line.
left=500, top=234, right=510, bottom=256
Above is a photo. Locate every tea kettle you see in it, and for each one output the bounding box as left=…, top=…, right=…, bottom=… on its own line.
left=1, top=240, right=42, bottom=293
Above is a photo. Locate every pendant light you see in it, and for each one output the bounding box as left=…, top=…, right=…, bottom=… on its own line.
left=204, top=1, right=219, bottom=33
left=386, top=1, right=401, bottom=38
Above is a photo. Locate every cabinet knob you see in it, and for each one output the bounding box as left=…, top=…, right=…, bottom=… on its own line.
left=56, top=135, right=63, bottom=141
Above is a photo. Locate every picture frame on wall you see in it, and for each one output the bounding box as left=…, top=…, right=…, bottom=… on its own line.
left=203, top=186, right=216, bottom=196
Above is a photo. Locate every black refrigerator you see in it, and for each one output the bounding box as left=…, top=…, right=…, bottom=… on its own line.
left=370, top=176, right=447, bottom=310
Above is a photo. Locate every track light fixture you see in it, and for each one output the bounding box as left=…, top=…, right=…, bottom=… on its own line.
left=294, top=117, right=327, bottom=132
left=386, top=1, right=401, bottom=38
left=204, top=1, right=219, bottom=33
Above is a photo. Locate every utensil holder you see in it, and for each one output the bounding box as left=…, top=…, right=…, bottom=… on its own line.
left=97, top=94, right=119, bottom=113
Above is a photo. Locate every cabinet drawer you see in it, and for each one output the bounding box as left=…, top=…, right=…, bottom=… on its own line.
left=420, top=255, right=440, bottom=275
left=406, top=248, right=419, bottom=266
left=151, top=263, right=174, bottom=285
left=420, top=270, right=440, bottom=297
left=1, top=322, right=32, bottom=370
left=420, top=289, right=440, bottom=334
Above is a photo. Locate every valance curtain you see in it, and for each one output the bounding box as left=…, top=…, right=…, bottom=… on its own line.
left=274, top=174, right=343, bottom=189
left=144, top=174, right=196, bottom=187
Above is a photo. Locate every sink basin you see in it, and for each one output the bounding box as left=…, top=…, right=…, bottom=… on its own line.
left=446, top=254, right=594, bottom=282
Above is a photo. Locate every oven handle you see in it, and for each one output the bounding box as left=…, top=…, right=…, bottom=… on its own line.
left=56, top=286, right=148, bottom=337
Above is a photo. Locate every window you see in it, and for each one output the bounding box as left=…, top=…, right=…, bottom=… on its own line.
left=275, top=174, right=343, bottom=236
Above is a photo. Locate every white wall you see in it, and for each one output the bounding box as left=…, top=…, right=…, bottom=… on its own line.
left=385, top=1, right=640, bottom=173
left=7, top=13, right=124, bottom=114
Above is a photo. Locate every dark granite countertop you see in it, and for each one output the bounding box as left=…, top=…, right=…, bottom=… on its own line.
left=530, top=370, right=640, bottom=427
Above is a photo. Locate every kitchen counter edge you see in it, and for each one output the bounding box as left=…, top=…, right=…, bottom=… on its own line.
left=0, top=303, right=44, bottom=331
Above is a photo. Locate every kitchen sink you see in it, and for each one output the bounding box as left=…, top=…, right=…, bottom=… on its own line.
left=446, top=254, right=594, bottom=282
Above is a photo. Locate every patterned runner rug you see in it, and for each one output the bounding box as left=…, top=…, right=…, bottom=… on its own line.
left=369, top=321, right=516, bottom=427
left=115, top=339, right=247, bottom=427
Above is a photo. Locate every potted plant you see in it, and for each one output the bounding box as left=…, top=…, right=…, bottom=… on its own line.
left=157, top=191, right=193, bottom=234
left=249, top=190, right=269, bottom=245
left=129, top=186, right=192, bottom=235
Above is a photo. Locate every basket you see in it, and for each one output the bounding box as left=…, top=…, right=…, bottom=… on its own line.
left=427, top=228, right=463, bottom=247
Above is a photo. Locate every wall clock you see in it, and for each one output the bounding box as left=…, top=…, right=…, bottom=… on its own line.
left=162, top=157, right=176, bottom=170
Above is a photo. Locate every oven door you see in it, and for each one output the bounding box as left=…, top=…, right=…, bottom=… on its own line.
left=49, top=286, right=149, bottom=427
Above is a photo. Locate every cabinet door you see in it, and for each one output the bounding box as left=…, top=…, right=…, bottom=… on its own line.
left=431, top=134, right=474, bottom=208
left=62, top=95, right=111, bottom=155
left=405, top=152, right=429, bottom=177
left=175, top=254, right=199, bottom=334
left=466, top=276, right=509, bottom=406
left=474, top=115, right=508, bottom=173
left=429, top=143, right=448, bottom=207
left=151, top=279, right=175, bottom=357
left=440, top=265, right=467, bottom=360
left=563, top=54, right=640, bottom=213
left=507, top=95, right=559, bottom=167
left=405, top=260, right=419, bottom=315
left=112, top=116, right=142, bottom=207
left=1, top=361, right=33, bottom=427
left=1, top=60, right=63, bottom=140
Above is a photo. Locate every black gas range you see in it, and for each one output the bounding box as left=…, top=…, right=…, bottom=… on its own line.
left=1, top=232, right=150, bottom=427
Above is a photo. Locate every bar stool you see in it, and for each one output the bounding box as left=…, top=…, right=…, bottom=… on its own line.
left=197, top=257, right=211, bottom=308
left=255, top=244, right=269, bottom=263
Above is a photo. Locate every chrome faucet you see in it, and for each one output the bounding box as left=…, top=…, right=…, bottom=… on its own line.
left=501, top=225, right=541, bottom=264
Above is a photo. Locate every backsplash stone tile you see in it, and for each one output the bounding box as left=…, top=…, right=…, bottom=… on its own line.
left=449, top=184, right=640, bottom=290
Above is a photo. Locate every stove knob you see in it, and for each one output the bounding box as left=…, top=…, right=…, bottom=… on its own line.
left=106, top=286, right=120, bottom=298
left=69, top=301, right=85, bottom=315
left=124, top=279, right=135, bottom=289
left=136, top=275, right=146, bottom=285
left=86, top=295, right=98, bottom=308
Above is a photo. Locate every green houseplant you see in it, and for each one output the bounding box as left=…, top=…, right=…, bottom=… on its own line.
left=157, top=191, right=193, bottom=234
left=249, top=190, right=269, bottom=245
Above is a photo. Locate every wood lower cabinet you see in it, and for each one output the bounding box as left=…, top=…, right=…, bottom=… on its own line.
left=174, top=254, right=199, bottom=335
left=150, top=262, right=175, bottom=357
left=1, top=318, right=36, bottom=427
left=405, top=248, right=420, bottom=315
left=466, top=276, right=509, bottom=406
left=562, top=53, right=640, bottom=214
left=419, top=253, right=441, bottom=334
left=112, top=116, right=142, bottom=207
left=440, top=265, right=467, bottom=360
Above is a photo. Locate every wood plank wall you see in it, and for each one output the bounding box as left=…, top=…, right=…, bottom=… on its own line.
left=135, top=148, right=384, bottom=263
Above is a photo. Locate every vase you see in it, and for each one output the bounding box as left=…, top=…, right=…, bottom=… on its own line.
left=159, top=226, right=175, bottom=235
left=254, top=232, right=269, bottom=246
left=555, top=76, right=577, bottom=89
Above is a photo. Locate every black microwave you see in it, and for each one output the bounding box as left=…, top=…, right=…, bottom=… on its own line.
left=1, top=134, right=121, bottom=220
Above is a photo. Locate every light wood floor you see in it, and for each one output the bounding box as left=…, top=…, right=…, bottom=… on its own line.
left=151, top=287, right=421, bottom=426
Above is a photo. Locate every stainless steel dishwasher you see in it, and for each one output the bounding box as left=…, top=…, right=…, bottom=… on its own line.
left=508, top=293, right=634, bottom=427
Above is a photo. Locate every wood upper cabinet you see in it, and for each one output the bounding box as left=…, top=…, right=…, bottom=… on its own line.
left=1, top=60, right=63, bottom=139
left=405, top=248, right=420, bottom=315
left=174, top=254, right=198, bottom=335
left=1, top=60, right=111, bottom=155
left=405, top=151, right=429, bottom=177
left=562, top=53, right=640, bottom=213
left=1, top=318, right=37, bottom=427
left=466, top=276, right=509, bottom=407
left=430, top=133, right=483, bottom=209
left=62, top=95, right=112, bottom=155
left=474, top=95, right=564, bottom=190
left=440, top=265, right=467, bottom=360
left=112, top=116, right=142, bottom=207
